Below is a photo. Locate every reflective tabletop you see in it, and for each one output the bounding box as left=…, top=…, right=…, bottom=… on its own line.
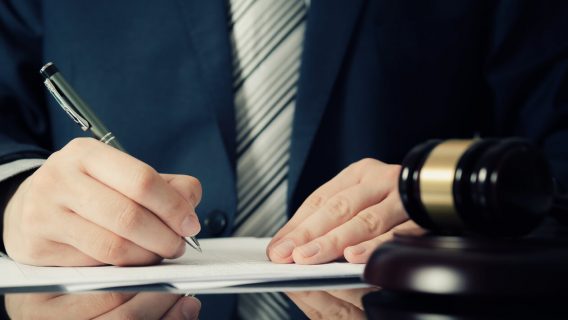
left=3, top=285, right=568, bottom=319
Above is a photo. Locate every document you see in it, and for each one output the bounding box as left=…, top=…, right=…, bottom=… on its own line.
left=0, top=238, right=365, bottom=292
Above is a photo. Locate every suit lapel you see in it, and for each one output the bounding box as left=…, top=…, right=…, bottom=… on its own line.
left=289, top=0, right=367, bottom=198
left=176, top=0, right=236, bottom=169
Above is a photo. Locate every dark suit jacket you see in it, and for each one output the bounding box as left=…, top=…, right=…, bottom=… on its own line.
left=1, top=0, right=568, bottom=318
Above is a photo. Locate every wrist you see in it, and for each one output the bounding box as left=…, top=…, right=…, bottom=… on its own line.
left=1, top=171, right=35, bottom=253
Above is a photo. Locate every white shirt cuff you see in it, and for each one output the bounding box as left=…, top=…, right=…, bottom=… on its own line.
left=0, top=159, right=45, bottom=182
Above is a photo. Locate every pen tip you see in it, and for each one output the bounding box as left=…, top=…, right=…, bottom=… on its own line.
left=184, top=237, right=202, bottom=253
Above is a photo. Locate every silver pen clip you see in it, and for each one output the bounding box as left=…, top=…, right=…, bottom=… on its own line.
left=44, top=79, right=91, bottom=131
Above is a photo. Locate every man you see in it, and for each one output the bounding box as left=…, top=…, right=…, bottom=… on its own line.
left=1, top=0, right=567, bottom=318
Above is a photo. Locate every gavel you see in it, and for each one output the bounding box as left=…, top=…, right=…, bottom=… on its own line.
left=398, top=138, right=567, bottom=237
left=363, top=138, right=568, bottom=297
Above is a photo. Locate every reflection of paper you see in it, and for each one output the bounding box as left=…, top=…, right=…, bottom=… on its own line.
left=175, top=279, right=371, bottom=294
left=0, top=238, right=364, bottom=292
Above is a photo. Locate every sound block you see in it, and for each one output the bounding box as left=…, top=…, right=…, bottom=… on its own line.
left=363, top=233, right=568, bottom=298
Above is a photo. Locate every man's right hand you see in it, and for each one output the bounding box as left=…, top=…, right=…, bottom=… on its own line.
left=2, top=138, right=202, bottom=266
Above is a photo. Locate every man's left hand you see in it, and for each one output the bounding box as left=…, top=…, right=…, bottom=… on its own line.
left=267, top=158, right=423, bottom=264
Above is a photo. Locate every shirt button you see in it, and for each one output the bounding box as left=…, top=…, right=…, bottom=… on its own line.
left=204, top=210, right=228, bottom=236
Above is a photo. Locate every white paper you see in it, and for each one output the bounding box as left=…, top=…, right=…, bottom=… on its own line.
left=0, top=238, right=364, bottom=291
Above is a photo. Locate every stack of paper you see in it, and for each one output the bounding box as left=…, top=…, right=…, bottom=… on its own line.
left=0, top=238, right=365, bottom=292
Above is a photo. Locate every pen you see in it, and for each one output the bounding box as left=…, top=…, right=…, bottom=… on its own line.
left=39, top=62, right=202, bottom=254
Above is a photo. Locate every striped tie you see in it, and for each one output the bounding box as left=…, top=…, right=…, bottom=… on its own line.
left=229, top=0, right=307, bottom=318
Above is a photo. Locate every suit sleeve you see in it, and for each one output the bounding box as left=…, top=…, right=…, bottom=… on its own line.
left=0, top=0, right=52, bottom=164
left=0, top=0, right=51, bottom=251
left=486, top=0, right=568, bottom=190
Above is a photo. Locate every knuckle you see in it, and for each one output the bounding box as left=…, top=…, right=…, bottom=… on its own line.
left=325, top=304, right=354, bottom=320
left=166, top=196, right=189, bottom=220
left=307, top=310, right=325, bottom=320
left=99, top=237, right=129, bottom=265
left=56, top=138, right=97, bottom=166
left=357, top=158, right=379, bottom=170
left=296, top=228, right=314, bottom=243
left=325, top=196, right=352, bottom=221
left=66, top=137, right=87, bottom=151
left=115, top=202, right=141, bottom=234
left=131, top=165, right=158, bottom=197
left=353, top=158, right=383, bottom=178
left=355, top=211, right=383, bottom=234
left=46, top=149, right=64, bottom=164
left=65, top=137, right=95, bottom=154
left=304, top=193, right=326, bottom=211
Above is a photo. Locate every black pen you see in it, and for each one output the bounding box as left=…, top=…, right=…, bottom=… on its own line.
left=40, top=62, right=202, bottom=254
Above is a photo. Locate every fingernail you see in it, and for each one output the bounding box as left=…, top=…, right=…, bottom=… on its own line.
left=182, top=215, right=200, bottom=236
left=182, top=296, right=201, bottom=320
left=346, top=245, right=366, bottom=256
left=271, top=240, right=295, bottom=259
left=297, top=242, right=320, bottom=258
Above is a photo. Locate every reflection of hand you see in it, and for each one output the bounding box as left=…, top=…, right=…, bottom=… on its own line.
left=287, top=288, right=377, bottom=319
left=3, top=138, right=202, bottom=266
left=5, top=292, right=201, bottom=320
left=268, top=158, right=424, bottom=265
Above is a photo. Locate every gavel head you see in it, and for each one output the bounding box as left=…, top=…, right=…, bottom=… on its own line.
left=399, top=138, right=555, bottom=237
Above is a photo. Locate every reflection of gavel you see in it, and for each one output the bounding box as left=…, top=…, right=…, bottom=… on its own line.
left=399, top=138, right=567, bottom=237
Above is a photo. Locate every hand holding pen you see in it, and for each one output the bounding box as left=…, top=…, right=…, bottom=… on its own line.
left=1, top=63, right=202, bottom=267
left=41, top=62, right=201, bottom=254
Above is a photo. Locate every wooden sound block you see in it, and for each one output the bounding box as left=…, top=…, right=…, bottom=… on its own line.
left=363, top=233, right=568, bottom=298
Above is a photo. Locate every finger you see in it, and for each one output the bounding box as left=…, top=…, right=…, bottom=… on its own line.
left=344, top=220, right=424, bottom=263
left=287, top=291, right=365, bottom=320
left=51, top=292, right=136, bottom=318
left=161, top=174, right=203, bottom=208
left=19, top=240, right=103, bottom=267
left=328, top=288, right=379, bottom=310
left=162, top=296, right=201, bottom=320
left=270, top=180, right=392, bottom=263
left=47, top=209, right=162, bottom=266
left=65, top=138, right=199, bottom=237
left=269, top=162, right=363, bottom=247
left=292, top=193, right=406, bottom=264
left=64, top=172, right=185, bottom=259
left=95, top=292, right=181, bottom=320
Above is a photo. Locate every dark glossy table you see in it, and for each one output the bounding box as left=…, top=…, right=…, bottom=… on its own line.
left=3, top=285, right=567, bottom=319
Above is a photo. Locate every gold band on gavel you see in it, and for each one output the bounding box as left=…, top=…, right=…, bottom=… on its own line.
left=419, top=139, right=475, bottom=229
